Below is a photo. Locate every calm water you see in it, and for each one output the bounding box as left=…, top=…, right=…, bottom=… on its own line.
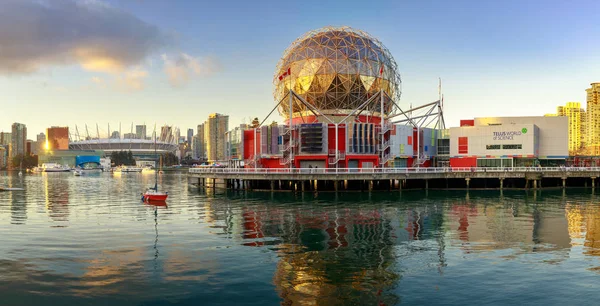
left=2, top=172, right=600, bottom=305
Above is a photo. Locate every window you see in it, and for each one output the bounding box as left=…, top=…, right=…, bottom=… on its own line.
left=486, top=144, right=501, bottom=150
left=502, top=144, right=522, bottom=150
left=458, top=137, right=468, bottom=154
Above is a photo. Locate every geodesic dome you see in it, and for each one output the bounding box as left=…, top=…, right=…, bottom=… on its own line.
left=274, top=26, right=401, bottom=119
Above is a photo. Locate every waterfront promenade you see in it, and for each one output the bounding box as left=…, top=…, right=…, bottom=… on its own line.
left=189, top=167, right=600, bottom=191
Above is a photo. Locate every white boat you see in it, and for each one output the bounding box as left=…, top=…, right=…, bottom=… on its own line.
left=41, top=163, right=71, bottom=172
left=141, top=166, right=156, bottom=174
left=114, top=166, right=143, bottom=173
left=73, top=169, right=82, bottom=176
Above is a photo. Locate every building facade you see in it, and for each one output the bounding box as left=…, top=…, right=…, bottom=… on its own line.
left=136, top=125, right=147, bottom=139
left=586, top=83, right=600, bottom=154
left=0, top=132, right=11, bottom=146
left=46, top=126, right=69, bottom=150
left=449, top=116, right=568, bottom=168
left=10, top=123, right=27, bottom=161
left=196, top=123, right=206, bottom=161
left=548, top=102, right=585, bottom=154
left=205, top=113, right=229, bottom=162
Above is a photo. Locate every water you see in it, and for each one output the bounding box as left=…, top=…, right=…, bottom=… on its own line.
left=2, top=172, right=600, bottom=305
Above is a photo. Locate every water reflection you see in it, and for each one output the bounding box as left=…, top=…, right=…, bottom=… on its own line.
left=4, top=174, right=600, bottom=304
left=43, top=173, right=70, bottom=224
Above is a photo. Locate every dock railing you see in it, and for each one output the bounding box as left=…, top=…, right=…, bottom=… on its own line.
left=189, top=166, right=600, bottom=175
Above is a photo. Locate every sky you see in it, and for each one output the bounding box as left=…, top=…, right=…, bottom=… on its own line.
left=1, top=0, right=599, bottom=137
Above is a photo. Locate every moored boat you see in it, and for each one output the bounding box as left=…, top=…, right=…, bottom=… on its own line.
left=41, top=163, right=71, bottom=172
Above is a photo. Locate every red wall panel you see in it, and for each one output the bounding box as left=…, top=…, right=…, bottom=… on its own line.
left=450, top=157, right=477, bottom=168
left=458, top=137, right=468, bottom=154
left=460, top=119, right=475, bottom=127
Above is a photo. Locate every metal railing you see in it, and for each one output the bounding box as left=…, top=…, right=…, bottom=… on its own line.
left=190, top=166, right=600, bottom=175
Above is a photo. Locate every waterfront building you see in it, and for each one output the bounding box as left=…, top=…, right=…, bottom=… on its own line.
left=196, top=123, right=206, bottom=161
left=46, top=126, right=69, bottom=150
left=225, top=125, right=247, bottom=167
left=546, top=102, right=585, bottom=154
left=38, top=150, right=103, bottom=168
left=0, top=146, right=6, bottom=169
left=0, top=132, right=11, bottom=146
left=449, top=116, right=568, bottom=167
left=238, top=26, right=406, bottom=169
left=135, top=125, right=146, bottom=139
left=586, top=83, right=600, bottom=155
left=205, top=113, right=229, bottom=162
left=123, top=133, right=136, bottom=139
left=10, top=123, right=27, bottom=161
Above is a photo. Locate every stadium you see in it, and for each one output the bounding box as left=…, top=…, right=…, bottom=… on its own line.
left=68, top=124, right=179, bottom=161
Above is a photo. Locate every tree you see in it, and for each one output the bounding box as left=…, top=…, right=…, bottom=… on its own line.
left=161, top=152, right=179, bottom=167
left=110, top=150, right=136, bottom=166
left=11, top=154, right=38, bottom=169
left=251, top=117, right=260, bottom=128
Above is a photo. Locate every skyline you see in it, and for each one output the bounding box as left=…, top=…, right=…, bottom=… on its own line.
left=1, top=0, right=600, bottom=136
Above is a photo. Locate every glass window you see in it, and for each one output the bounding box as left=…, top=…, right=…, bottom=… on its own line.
left=486, top=144, right=500, bottom=150
left=502, top=144, right=522, bottom=150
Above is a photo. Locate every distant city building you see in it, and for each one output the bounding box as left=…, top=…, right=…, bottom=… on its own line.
left=226, top=125, right=247, bottom=167
left=586, top=83, right=600, bottom=155
left=0, top=132, right=11, bottom=146
left=10, top=123, right=27, bottom=161
left=547, top=102, right=585, bottom=154
left=46, top=126, right=69, bottom=150
left=26, top=140, right=32, bottom=155
left=205, top=113, right=229, bottom=161
left=196, top=123, right=206, bottom=160
left=187, top=128, right=194, bottom=145
left=160, top=125, right=173, bottom=142
left=136, top=125, right=147, bottom=139
left=123, top=133, right=136, bottom=139
left=110, top=131, right=120, bottom=139
left=0, top=146, right=6, bottom=169
left=35, top=133, right=46, bottom=154
left=179, top=136, right=186, bottom=144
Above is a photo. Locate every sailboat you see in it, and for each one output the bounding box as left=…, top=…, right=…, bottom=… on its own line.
left=141, top=132, right=168, bottom=202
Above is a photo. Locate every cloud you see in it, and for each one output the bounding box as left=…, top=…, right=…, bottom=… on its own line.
left=115, top=68, right=148, bottom=92
left=0, top=0, right=169, bottom=75
left=162, top=53, right=220, bottom=87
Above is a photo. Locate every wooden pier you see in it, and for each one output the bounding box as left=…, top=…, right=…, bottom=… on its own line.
left=188, top=167, right=600, bottom=191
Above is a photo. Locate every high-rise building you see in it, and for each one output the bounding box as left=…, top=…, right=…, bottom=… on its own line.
left=10, top=123, right=27, bottom=160
left=160, top=125, right=172, bottom=142
left=46, top=126, right=69, bottom=150
left=136, top=125, right=147, bottom=139
left=36, top=133, right=46, bottom=153
left=0, top=132, right=11, bottom=146
left=197, top=123, right=206, bottom=160
left=110, top=131, right=120, bottom=139
left=187, top=128, right=194, bottom=145
left=586, top=83, right=600, bottom=154
left=551, top=102, right=585, bottom=154
left=0, top=146, right=6, bottom=169
left=205, top=113, right=229, bottom=161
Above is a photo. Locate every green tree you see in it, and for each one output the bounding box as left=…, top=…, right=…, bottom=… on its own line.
left=11, top=154, right=38, bottom=169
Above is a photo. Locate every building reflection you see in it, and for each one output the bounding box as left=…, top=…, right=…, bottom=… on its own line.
left=232, top=204, right=409, bottom=305
left=445, top=194, right=573, bottom=261
left=43, top=173, right=70, bottom=223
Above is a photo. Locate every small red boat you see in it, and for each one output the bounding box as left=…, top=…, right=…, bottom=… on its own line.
left=142, top=188, right=168, bottom=202
left=141, top=134, right=169, bottom=203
